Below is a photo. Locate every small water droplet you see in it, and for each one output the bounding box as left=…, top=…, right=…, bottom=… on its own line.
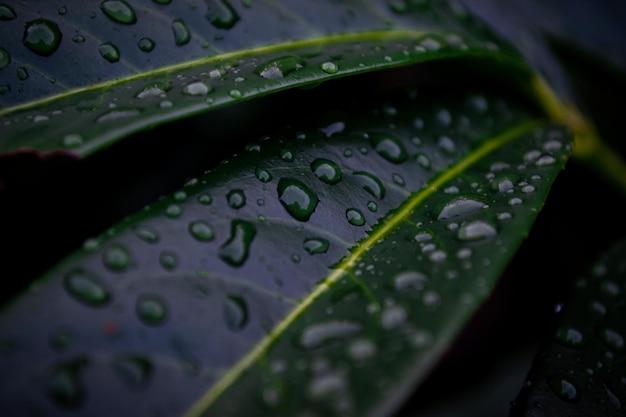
left=206, top=0, right=240, bottom=29
left=229, top=89, right=243, bottom=99
left=438, top=135, right=456, bottom=153
left=48, top=357, right=88, bottom=408
left=353, top=171, right=385, bottom=199
left=392, top=173, right=405, bottom=186
left=347, top=339, right=377, bottom=360
left=164, top=204, right=183, bottom=218
left=554, top=326, right=585, bottom=348
left=137, top=37, right=155, bottom=52
left=189, top=220, right=214, bottom=241
left=133, top=225, right=159, bottom=243
left=197, top=193, right=212, bottom=205
left=72, top=34, right=85, bottom=43
left=219, top=220, right=256, bottom=267
left=64, top=270, right=110, bottom=306
left=599, top=328, right=625, bottom=352
left=159, top=250, right=178, bottom=270
left=98, top=42, right=120, bottom=63
left=303, top=237, right=329, bottom=255
left=493, top=175, right=514, bottom=193
left=135, top=82, right=170, bottom=99
left=23, top=19, right=63, bottom=56
left=182, top=81, right=213, bottom=96
left=548, top=376, right=580, bottom=403
left=101, top=0, right=137, bottom=24
left=535, top=154, right=557, bottom=166
left=508, top=197, right=522, bottom=206
left=103, top=245, right=130, bottom=271
left=346, top=208, right=365, bottom=226
left=62, top=134, right=83, bottom=148
left=112, top=355, right=153, bottom=389
left=367, top=201, right=378, bottom=212
left=227, top=189, right=246, bottom=209
left=280, top=149, right=294, bottom=162
left=255, top=167, right=272, bottom=183
left=311, top=158, right=342, bottom=184
left=457, top=220, right=497, bottom=241
left=0, top=4, right=16, bottom=20
left=394, top=271, right=427, bottom=291
left=0, top=48, right=10, bottom=70
left=435, top=109, right=452, bottom=127
left=136, top=294, right=167, bottom=326
left=299, top=320, right=361, bottom=349
left=278, top=178, right=319, bottom=221
left=369, top=133, right=408, bottom=163
left=416, top=153, right=431, bottom=169
left=256, top=55, right=306, bottom=80
left=320, top=61, right=338, bottom=74
left=223, top=295, right=248, bottom=331
left=171, top=18, right=190, bottom=46
left=438, top=197, right=485, bottom=220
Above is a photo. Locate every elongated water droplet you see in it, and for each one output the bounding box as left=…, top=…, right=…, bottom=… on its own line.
left=554, top=326, right=585, bottom=348
left=278, top=178, right=319, bottom=221
left=138, top=37, right=155, bottom=52
left=416, top=153, right=431, bottom=169
left=229, top=89, right=243, bottom=99
left=189, top=220, right=214, bottom=241
left=101, top=0, right=137, bottom=24
left=98, top=42, right=120, bottom=62
left=227, top=189, right=246, bottom=209
left=370, top=133, right=408, bottom=163
left=256, top=55, right=306, bottom=80
left=133, top=225, right=159, bottom=243
left=599, top=328, right=625, bottom=352
left=303, top=237, right=329, bottom=254
left=48, top=357, right=88, bottom=409
left=348, top=339, right=377, bottom=361
left=438, top=197, right=485, bottom=220
left=0, top=48, right=9, bottom=70
left=112, top=355, right=153, bottom=389
left=136, top=294, right=167, bottom=326
left=346, top=208, right=365, bottom=226
left=103, top=245, right=130, bottom=271
left=353, top=171, right=385, bottom=199
left=23, top=19, right=62, bottom=56
left=183, top=81, right=212, bottom=96
left=64, top=270, right=110, bottom=306
left=548, top=376, right=580, bottom=403
left=135, top=82, right=171, bottom=99
left=299, top=320, right=362, bottom=350
left=206, top=0, right=240, bottom=29
left=320, top=61, right=338, bottom=74
left=219, top=220, right=256, bottom=266
left=172, top=18, right=190, bottom=46
left=223, top=295, right=248, bottom=331
left=394, top=271, right=427, bottom=291
left=457, top=220, right=497, bottom=241
left=311, top=158, right=342, bottom=184
left=0, top=4, right=16, bottom=20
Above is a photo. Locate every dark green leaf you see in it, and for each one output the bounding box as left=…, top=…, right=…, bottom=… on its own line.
left=0, top=82, right=572, bottom=416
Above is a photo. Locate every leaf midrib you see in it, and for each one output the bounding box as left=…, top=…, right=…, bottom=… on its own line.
left=182, top=118, right=549, bottom=417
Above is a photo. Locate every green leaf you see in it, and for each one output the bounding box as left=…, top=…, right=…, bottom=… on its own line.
left=510, top=237, right=626, bottom=417
left=0, top=81, right=572, bottom=415
left=0, top=0, right=530, bottom=157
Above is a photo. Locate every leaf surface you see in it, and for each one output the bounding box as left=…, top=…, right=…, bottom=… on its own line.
left=0, top=0, right=529, bottom=157
left=0, top=81, right=571, bottom=416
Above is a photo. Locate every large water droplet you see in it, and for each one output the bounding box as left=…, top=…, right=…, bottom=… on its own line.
left=303, top=237, right=329, bottom=255
left=112, top=355, right=153, bottom=389
left=394, top=271, right=427, bottom=291
left=219, top=220, right=256, bottom=267
left=64, top=270, right=110, bottom=307
left=346, top=208, right=365, bottom=226
left=457, top=220, right=497, bottom=241
left=299, top=320, right=362, bottom=349
left=554, top=326, right=585, bottom=348
left=172, top=19, right=190, bottom=46
left=353, top=171, right=385, bottom=199
left=256, top=55, right=306, bottom=80
left=227, top=189, right=246, bottom=209
left=206, top=0, right=240, bottom=29
left=189, top=220, right=214, bottom=241
left=223, top=295, right=248, bottom=331
left=48, top=357, right=88, bottom=409
left=98, top=42, right=120, bottom=62
left=23, top=19, right=63, bottom=56
left=103, top=245, right=130, bottom=271
left=136, top=294, right=167, bottom=326
left=278, top=178, right=319, bottom=221
left=548, top=376, right=580, bottom=403
left=437, top=197, right=485, bottom=220
left=311, top=158, right=342, bottom=184
left=370, top=133, right=408, bottom=163
left=101, top=0, right=137, bottom=24
left=0, top=4, right=16, bottom=20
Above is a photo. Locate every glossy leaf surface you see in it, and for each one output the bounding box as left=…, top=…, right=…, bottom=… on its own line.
left=510, top=237, right=626, bottom=417
left=0, top=0, right=528, bottom=157
left=0, top=81, right=571, bottom=416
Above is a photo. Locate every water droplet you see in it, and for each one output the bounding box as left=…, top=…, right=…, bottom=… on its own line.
left=278, top=178, right=319, bottom=221
left=392, top=173, right=405, bottom=186
left=164, top=204, right=182, bottom=218
left=346, top=208, right=365, bottom=226
left=599, top=328, right=625, bottom=352
left=256, top=55, right=306, bottom=80
left=64, top=270, right=110, bottom=306
left=554, top=326, right=585, bottom=348
left=206, top=0, right=240, bottom=29
left=416, top=153, right=431, bottom=169
left=435, top=109, right=452, bottom=127
left=133, top=225, right=159, bottom=243
left=219, top=220, right=256, bottom=267
left=136, top=294, right=167, bottom=326
left=48, top=357, right=88, bottom=408
left=137, top=37, right=155, bottom=52
left=72, top=34, right=85, bottom=43
left=437, top=197, right=485, bottom=220
left=414, top=231, right=432, bottom=242
left=103, top=245, right=130, bottom=271
left=381, top=305, right=407, bottom=330
left=0, top=48, right=10, bottom=70
left=320, top=121, right=345, bottom=137
left=353, top=171, right=385, bottom=199
left=347, top=339, right=377, bottom=360
left=255, top=167, right=272, bottom=183
left=135, top=82, right=170, bottom=99
left=299, top=320, right=362, bottom=349
left=101, top=0, right=137, bottom=24
left=153, top=0, right=171, bottom=4
left=394, top=271, right=427, bottom=291
left=183, top=81, right=213, bottom=96
left=508, top=197, right=522, bottom=206
left=98, top=42, right=120, bottom=63
left=369, top=133, right=408, bottom=163
left=229, top=89, right=243, bottom=99
left=227, top=189, right=246, bottom=209
left=0, top=4, right=16, bottom=20
left=189, top=220, right=214, bottom=241
left=535, top=154, right=557, bottom=166
left=320, top=61, right=338, bottom=74
left=457, top=220, right=497, bottom=241
left=438, top=135, right=456, bottom=153
left=280, top=149, right=294, bottom=162
left=493, top=175, right=514, bottom=193
left=171, top=18, right=190, bottom=46
left=62, top=134, right=83, bottom=148
left=367, top=201, right=378, bottom=212
left=223, top=295, right=248, bottom=331
left=303, top=237, right=329, bottom=255
left=159, top=250, right=178, bottom=270
left=311, top=158, right=342, bottom=184
left=548, top=376, right=580, bottom=403
left=23, top=19, right=63, bottom=56
left=197, top=193, right=212, bottom=205
left=112, top=355, right=153, bottom=389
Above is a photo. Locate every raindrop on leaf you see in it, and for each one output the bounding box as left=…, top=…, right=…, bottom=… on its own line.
left=23, top=19, right=62, bottom=56
left=277, top=178, right=319, bottom=221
